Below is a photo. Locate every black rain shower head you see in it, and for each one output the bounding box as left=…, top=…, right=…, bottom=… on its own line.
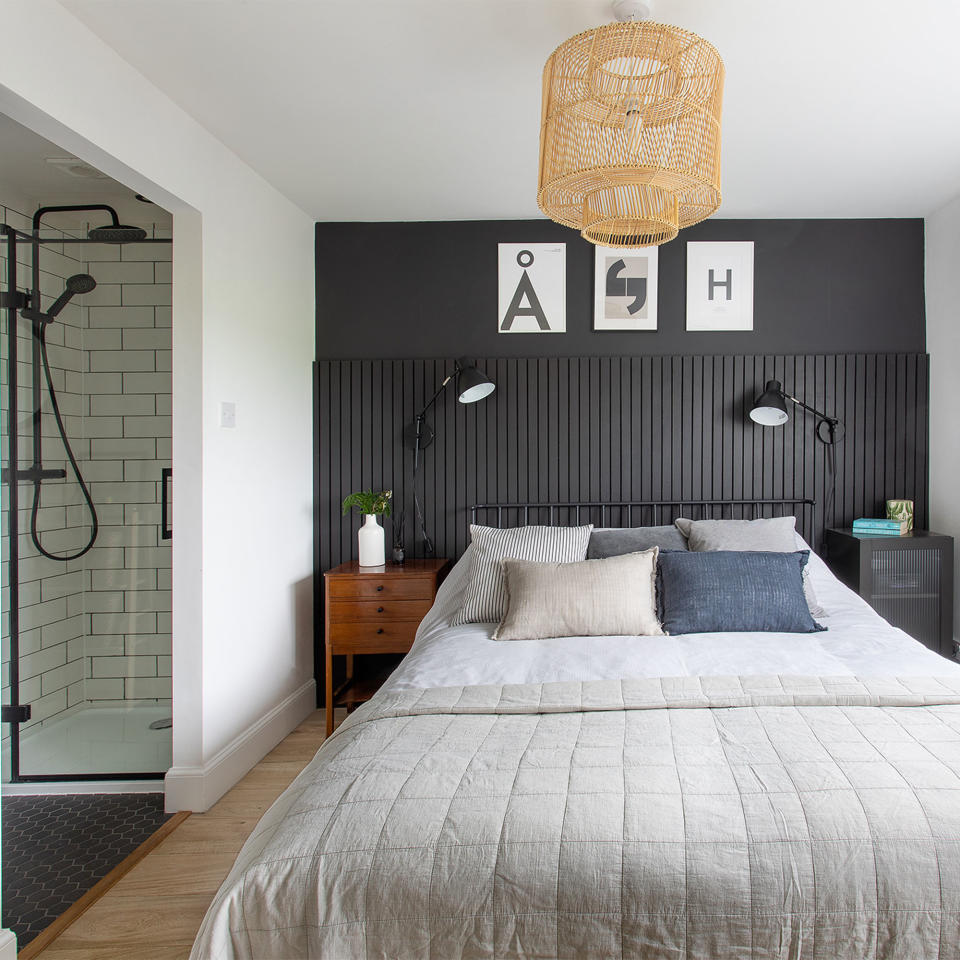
left=44, top=274, right=97, bottom=320
left=87, top=224, right=148, bottom=243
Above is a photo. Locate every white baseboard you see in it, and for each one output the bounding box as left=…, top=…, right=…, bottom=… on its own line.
left=164, top=679, right=315, bottom=813
left=0, top=929, right=17, bottom=960
left=3, top=779, right=163, bottom=796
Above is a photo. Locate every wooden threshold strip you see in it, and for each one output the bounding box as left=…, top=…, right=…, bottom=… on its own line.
left=18, top=810, right=191, bottom=960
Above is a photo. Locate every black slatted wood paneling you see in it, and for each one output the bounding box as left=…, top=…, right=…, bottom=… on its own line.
left=316, top=353, right=928, bottom=573
left=314, top=352, right=928, bottom=700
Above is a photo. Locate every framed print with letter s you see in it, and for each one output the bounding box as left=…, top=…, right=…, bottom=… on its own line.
left=594, top=245, right=658, bottom=331
left=686, top=241, right=754, bottom=331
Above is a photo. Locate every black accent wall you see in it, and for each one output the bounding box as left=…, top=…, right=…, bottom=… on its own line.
left=315, top=219, right=925, bottom=359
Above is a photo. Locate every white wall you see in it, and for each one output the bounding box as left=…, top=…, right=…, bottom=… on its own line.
left=0, top=0, right=316, bottom=810
left=926, top=192, right=960, bottom=649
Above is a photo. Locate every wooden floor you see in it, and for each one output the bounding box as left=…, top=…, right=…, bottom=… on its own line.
left=28, top=709, right=333, bottom=960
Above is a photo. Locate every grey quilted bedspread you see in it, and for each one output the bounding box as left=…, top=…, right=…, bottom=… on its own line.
left=191, top=676, right=960, bottom=959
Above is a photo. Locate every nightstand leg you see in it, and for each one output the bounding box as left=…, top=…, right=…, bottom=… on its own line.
left=346, top=654, right=354, bottom=681
left=325, top=642, right=334, bottom=738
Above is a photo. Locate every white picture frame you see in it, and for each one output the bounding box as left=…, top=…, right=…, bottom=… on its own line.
left=686, top=241, right=754, bottom=331
left=593, top=245, right=659, bottom=331
left=497, top=243, right=566, bottom=334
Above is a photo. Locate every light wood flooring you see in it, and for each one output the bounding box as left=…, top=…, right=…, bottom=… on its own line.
left=26, top=708, right=334, bottom=960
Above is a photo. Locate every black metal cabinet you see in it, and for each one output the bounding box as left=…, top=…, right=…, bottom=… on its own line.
left=825, top=528, right=954, bottom=658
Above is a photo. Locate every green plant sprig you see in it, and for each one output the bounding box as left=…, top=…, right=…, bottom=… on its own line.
left=341, top=489, right=392, bottom=518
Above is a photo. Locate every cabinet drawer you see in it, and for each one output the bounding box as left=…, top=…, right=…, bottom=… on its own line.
left=328, top=620, right=419, bottom=654
left=329, top=598, right=432, bottom=623
left=327, top=576, right=434, bottom=601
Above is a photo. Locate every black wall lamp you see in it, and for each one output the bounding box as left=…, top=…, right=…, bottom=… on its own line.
left=749, top=380, right=843, bottom=445
left=399, top=358, right=495, bottom=557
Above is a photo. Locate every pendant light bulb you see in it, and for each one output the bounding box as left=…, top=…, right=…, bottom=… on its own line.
left=624, top=99, right=644, bottom=153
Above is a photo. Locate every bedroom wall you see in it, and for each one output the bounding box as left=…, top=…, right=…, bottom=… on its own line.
left=926, top=192, right=960, bottom=647
left=315, top=218, right=926, bottom=359
left=0, top=0, right=316, bottom=813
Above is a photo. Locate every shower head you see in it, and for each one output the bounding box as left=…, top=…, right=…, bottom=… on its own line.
left=44, top=274, right=97, bottom=320
left=87, top=224, right=148, bottom=243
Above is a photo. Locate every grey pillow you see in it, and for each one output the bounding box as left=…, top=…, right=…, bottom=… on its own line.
left=587, top=525, right=688, bottom=558
left=657, top=550, right=825, bottom=634
left=674, top=516, right=825, bottom=617
left=494, top=550, right=663, bottom=640
left=454, top=524, right=593, bottom=625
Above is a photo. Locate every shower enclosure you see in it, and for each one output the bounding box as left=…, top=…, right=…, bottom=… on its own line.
left=1, top=201, right=172, bottom=782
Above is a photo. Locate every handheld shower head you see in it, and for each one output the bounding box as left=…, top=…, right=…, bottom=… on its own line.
left=87, top=224, right=148, bottom=243
left=43, top=274, right=97, bottom=321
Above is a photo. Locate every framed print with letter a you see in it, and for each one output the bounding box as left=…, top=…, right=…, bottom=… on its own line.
left=686, top=241, right=754, bottom=331
left=498, top=243, right=566, bottom=334
left=594, top=245, right=658, bottom=331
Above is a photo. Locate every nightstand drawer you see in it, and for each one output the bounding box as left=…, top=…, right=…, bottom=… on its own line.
left=328, top=620, right=419, bottom=654
left=329, top=599, right=433, bottom=623
left=327, top=576, right=434, bottom=601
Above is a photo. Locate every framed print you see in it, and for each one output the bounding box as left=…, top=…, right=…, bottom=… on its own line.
left=686, top=241, right=754, bottom=331
left=498, top=243, right=566, bottom=334
left=593, top=245, right=658, bottom=330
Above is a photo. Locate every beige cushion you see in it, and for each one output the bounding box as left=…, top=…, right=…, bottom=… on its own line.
left=493, top=549, right=663, bottom=641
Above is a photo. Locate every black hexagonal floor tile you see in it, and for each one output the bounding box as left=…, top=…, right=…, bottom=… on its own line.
left=2, top=794, right=171, bottom=948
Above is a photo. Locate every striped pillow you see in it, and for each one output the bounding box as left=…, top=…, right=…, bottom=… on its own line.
left=453, top=524, right=594, bottom=625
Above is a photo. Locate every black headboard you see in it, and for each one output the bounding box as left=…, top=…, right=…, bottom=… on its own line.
left=314, top=353, right=928, bottom=573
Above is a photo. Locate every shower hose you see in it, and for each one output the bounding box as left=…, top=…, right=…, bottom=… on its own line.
left=31, top=319, right=99, bottom=561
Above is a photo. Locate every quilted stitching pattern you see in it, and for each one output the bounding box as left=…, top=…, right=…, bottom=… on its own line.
left=192, top=676, right=960, bottom=960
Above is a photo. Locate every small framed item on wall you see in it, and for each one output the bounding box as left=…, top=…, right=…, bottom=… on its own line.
left=498, top=243, right=566, bottom=334
left=686, top=241, right=754, bottom=331
left=593, top=245, right=658, bottom=331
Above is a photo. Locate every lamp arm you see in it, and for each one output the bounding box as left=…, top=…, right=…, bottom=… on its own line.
left=782, top=392, right=839, bottom=427
left=414, top=364, right=461, bottom=422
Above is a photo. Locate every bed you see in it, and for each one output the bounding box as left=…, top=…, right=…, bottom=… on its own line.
left=191, top=507, right=960, bottom=960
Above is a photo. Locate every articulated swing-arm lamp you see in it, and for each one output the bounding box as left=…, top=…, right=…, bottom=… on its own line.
left=400, top=359, right=495, bottom=557
left=749, top=380, right=843, bottom=445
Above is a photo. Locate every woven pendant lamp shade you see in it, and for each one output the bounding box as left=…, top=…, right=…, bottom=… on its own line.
left=538, top=18, right=724, bottom=247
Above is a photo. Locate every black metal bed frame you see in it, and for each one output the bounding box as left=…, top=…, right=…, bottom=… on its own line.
left=469, top=498, right=817, bottom=531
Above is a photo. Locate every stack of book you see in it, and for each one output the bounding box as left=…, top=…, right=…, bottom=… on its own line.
left=852, top=518, right=910, bottom=536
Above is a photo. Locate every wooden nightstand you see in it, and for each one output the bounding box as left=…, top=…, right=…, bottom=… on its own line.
left=323, top=558, right=451, bottom=735
left=825, top=528, right=954, bottom=658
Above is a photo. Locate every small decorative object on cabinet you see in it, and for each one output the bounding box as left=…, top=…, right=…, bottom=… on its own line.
left=886, top=499, right=915, bottom=531
left=825, top=528, right=954, bottom=658
left=341, top=489, right=392, bottom=567
left=322, top=558, right=451, bottom=735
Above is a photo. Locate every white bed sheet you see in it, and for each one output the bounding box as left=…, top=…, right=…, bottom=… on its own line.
left=383, top=542, right=960, bottom=692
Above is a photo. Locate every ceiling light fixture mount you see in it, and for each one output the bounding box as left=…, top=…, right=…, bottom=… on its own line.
left=537, top=1, right=724, bottom=247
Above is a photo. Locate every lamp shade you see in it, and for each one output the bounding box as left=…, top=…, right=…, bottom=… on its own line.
left=537, top=18, right=724, bottom=247
left=456, top=362, right=495, bottom=404
left=749, top=380, right=789, bottom=426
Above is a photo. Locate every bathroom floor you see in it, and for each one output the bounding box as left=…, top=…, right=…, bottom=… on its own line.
left=4, top=703, right=172, bottom=779
left=2, top=793, right=171, bottom=948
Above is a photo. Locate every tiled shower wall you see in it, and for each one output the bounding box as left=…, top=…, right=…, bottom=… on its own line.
left=1, top=202, right=88, bottom=733
left=81, top=235, right=172, bottom=702
left=1, top=199, right=172, bottom=743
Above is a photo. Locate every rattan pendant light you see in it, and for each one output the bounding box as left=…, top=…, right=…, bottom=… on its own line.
left=537, top=0, right=724, bottom=247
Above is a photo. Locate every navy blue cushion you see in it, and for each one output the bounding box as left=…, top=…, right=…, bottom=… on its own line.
left=657, top=550, right=825, bottom=634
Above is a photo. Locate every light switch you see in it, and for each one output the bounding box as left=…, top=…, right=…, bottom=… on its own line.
left=219, top=401, right=237, bottom=428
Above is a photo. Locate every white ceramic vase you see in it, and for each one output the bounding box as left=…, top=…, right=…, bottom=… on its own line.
left=358, top=514, right=385, bottom=566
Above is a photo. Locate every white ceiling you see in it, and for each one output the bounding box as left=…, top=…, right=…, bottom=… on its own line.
left=57, top=0, right=960, bottom=222
left=0, top=113, right=172, bottom=228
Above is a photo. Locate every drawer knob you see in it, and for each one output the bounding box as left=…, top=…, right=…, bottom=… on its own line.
left=377, top=606, right=384, bottom=613
left=376, top=585, right=384, bottom=592
left=377, top=628, right=384, bottom=634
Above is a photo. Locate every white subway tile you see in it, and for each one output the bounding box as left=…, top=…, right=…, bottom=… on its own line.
left=19, top=598, right=67, bottom=632
left=92, top=654, right=157, bottom=677
left=77, top=460, right=124, bottom=483
left=82, top=546, right=125, bottom=569
left=124, top=590, right=171, bottom=612
left=155, top=395, right=171, bottom=416
left=125, top=635, right=170, bottom=656
left=40, top=659, right=83, bottom=696
left=123, top=459, right=165, bottom=482
left=92, top=568, right=157, bottom=591
left=90, top=438, right=156, bottom=461
left=85, top=634, right=124, bottom=656
left=25, top=688, right=68, bottom=724
left=123, top=373, right=170, bottom=394
left=156, top=656, right=172, bottom=677
left=86, top=678, right=124, bottom=700
left=84, top=590, right=124, bottom=613
left=124, top=503, right=161, bottom=526
left=122, top=243, right=171, bottom=262
left=123, top=416, right=171, bottom=439
left=122, top=284, right=171, bottom=307
left=91, top=394, right=155, bottom=417
left=121, top=328, right=170, bottom=350
left=82, top=328, right=123, bottom=351
left=89, top=350, right=156, bottom=373
left=40, top=570, right=83, bottom=602
left=125, top=546, right=172, bottom=569
left=155, top=351, right=171, bottom=372
left=81, top=283, right=121, bottom=307
left=20, top=644, right=66, bottom=681
left=83, top=416, right=124, bottom=438
left=91, top=611, right=157, bottom=635
left=87, top=260, right=155, bottom=284
left=154, top=306, right=171, bottom=328
left=156, top=569, right=172, bottom=591
left=41, top=614, right=83, bottom=647
left=82, top=372, right=123, bottom=394
left=124, top=677, right=171, bottom=699
left=154, top=262, right=171, bottom=284
left=88, top=306, right=155, bottom=328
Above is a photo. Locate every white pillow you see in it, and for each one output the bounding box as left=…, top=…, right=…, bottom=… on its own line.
left=453, top=524, right=593, bottom=625
left=494, top=550, right=663, bottom=641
